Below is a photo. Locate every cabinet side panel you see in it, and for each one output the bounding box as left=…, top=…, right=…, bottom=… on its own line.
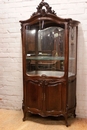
left=68, top=79, right=76, bottom=109
left=26, top=80, right=43, bottom=110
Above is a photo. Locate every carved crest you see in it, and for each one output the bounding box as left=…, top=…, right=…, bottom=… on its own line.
left=31, top=0, right=56, bottom=17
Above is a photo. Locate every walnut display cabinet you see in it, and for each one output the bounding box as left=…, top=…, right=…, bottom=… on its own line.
left=19, top=0, right=80, bottom=126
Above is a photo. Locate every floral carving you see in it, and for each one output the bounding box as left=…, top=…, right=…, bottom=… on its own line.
left=31, top=0, right=56, bottom=17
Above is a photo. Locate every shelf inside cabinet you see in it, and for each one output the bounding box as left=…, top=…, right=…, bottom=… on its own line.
left=26, top=56, right=64, bottom=61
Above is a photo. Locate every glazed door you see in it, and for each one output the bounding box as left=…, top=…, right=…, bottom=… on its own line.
left=26, top=80, right=43, bottom=112
left=45, top=81, right=66, bottom=114
left=25, top=22, right=65, bottom=78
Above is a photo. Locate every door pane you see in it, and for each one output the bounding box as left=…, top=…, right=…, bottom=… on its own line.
left=26, top=20, right=65, bottom=77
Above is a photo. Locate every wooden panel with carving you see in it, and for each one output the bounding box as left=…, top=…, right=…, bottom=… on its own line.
left=45, top=81, right=66, bottom=113
left=26, top=80, right=43, bottom=111
left=45, top=83, right=62, bottom=111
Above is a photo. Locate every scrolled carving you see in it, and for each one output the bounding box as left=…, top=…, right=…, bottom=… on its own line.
left=31, top=0, right=56, bottom=17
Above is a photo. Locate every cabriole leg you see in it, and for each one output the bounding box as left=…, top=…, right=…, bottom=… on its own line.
left=64, top=114, right=69, bottom=127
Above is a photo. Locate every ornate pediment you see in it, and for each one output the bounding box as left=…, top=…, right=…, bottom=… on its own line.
left=31, top=0, right=56, bottom=17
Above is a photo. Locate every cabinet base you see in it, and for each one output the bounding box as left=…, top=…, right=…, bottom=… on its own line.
left=22, top=110, right=76, bottom=127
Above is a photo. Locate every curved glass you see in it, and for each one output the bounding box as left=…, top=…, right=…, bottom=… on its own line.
left=25, top=20, right=65, bottom=77
left=68, top=26, right=77, bottom=77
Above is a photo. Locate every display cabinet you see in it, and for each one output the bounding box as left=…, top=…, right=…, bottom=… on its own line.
left=20, top=0, right=80, bottom=126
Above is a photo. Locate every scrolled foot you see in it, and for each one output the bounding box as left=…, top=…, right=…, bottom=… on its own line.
left=23, top=117, right=26, bottom=121
left=23, top=111, right=27, bottom=121
left=64, top=114, right=69, bottom=127
left=73, top=111, right=76, bottom=118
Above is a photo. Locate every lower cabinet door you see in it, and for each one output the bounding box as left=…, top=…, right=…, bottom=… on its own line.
left=26, top=80, right=43, bottom=112
left=25, top=79, right=66, bottom=116
left=45, top=81, right=66, bottom=114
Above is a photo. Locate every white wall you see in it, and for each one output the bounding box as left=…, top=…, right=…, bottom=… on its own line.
left=0, top=0, right=87, bottom=118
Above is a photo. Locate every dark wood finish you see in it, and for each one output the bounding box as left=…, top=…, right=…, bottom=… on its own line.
left=20, top=0, right=80, bottom=126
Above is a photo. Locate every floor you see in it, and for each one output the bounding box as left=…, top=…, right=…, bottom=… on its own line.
left=0, top=109, right=87, bottom=130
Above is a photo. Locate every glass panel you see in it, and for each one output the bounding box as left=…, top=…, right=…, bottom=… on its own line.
left=68, top=26, right=76, bottom=77
left=26, top=20, right=65, bottom=77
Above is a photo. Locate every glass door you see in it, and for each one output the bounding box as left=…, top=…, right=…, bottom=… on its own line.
left=25, top=20, right=65, bottom=77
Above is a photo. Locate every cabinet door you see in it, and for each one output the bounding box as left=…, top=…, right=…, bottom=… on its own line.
left=26, top=80, right=43, bottom=111
left=45, top=81, right=66, bottom=113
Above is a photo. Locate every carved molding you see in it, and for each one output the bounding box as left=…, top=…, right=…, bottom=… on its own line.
left=31, top=0, right=56, bottom=17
